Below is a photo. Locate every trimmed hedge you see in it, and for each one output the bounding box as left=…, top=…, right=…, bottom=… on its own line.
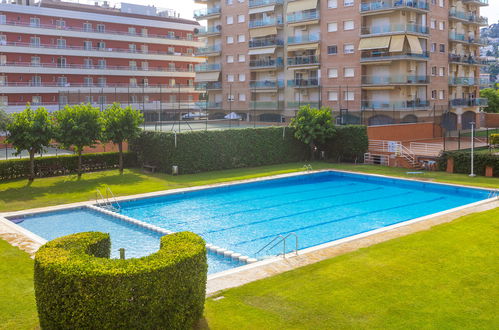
left=437, top=151, right=499, bottom=177
left=34, top=231, right=207, bottom=329
left=0, top=152, right=136, bottom=180
left=130, top=126, right=368, bottom=174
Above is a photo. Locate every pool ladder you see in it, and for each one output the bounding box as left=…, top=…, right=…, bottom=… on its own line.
left=95, top=185, right=121, bottom=212
left=255, top=233, right=299, bottom=258
left=303, top=164, right=313, bottom=172
left=488, top=189, right=499, bottom=199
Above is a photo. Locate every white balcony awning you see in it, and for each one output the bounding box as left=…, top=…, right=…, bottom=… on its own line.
left=407, top=35, right=423, bottom=54
left=359, top=36, right=391, bottom=50
left=389, top=35, right=405, bottom=52
left=249, top=5, right=275, bottom=15
left=195, top=72, right=220, bottom=82
left=287, top=0, right=317, bottom=13
left=248, top=47, right=276, bottom=55
left=249, top=26, right=278, bottom=38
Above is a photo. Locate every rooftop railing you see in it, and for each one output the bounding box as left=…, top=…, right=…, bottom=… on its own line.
left=360, top=0, right=429, bottom=12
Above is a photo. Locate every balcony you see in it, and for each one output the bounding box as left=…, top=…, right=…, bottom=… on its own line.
left=287, top=101, right=320, bottom=108
left=361, top=24, right=429, bottom=36
left=0, top=82, right=196, bottom=90
left=287, top=33, right=320, bottom=44
left=249, top=0, right=283, bottom=8
left=194, top=63, right=221, bottom=72
left=195, top=82, right=222, bottom=90
left=361, top=50, right=429, bottom=61
left=193, top=7, right=221, bottom=20
left=196, top=45, right=222, bottom=55
left=362, top=75, right=429, bottom=85
left=287, top=10, right=320, bottom=24
left=448, top=54, right=488, bottom=66
left=449, top=33, right=487, bottom=45
left=249, top=38, right=284, bottom=48
left=287, top=55, right=319, bottom=66
left=449, top=9, right=488, bottom=26
left=287, top=78, right=319, bottom=88
left=449, top=98, right=488, bottom=107
left=360, top=0, right=429, bottom=13
left=448, top=77, right=480, bottom=86
left=249, top=16, right=283, bottom=28
left=249, top=80, right=284, bottom=89
left=361, top=100, right=430, bottom=110
left=195, top=101, right=223, bottom=109
left=249, top=57, right=284, bottom=69
left=197, top=26, right=222, bottom=36
left=249, top=101, right=284, bottom=109
left=462, top=0, right=488, bottom=5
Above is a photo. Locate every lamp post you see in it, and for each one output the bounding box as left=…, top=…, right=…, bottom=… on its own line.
left=469, top=121, right=476, bottom=177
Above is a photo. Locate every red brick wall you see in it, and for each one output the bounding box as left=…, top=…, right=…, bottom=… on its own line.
left=368, top=123, right=442, bottom=142
left=482, top=113, right=499, bottom=128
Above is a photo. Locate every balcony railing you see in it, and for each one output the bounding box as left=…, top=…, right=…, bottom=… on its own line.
left=361, top=50, right=429, bottom=61
left=196, top=45, right=222, bottom=54
left=194, top=63, right=221, bottom=72
left=249, top=57, right=284, bottom=69
left=287, top=10, right=320, bottom=23
left=287, top=101, right=320, bottom=108
left=0, top=82, right=196, bottom=89
left=462, top=0, right=488, bottom=5
left=361, top=23, right=428, bottom=35
left=249, top=101, right=284, bottom=109
left=449, top=9, right=488, bottom=25
left=360, top=0, right=429, bottom=12
left=448, top=54, right=488, bottom=65
left=249, top=16, right=283, bottom=28
left=195, top=82, right=222, bottom=90
left=249, top=38, right=284, bottom=48
left=450, top=98, right=488, bottom=107
left=250, top=80, right=284, bottom=89
left=0, top=20, right=198, bottom=42
left=287, top=55, right=319, bottom=66
left=287, top=33, right=320, bottom=44
left=361, top=75, right=429, bottom=84
left=193, top=7, right=221, bottom=19
left=448, top=77, right=478, bottom=86
left=197, top=26, right=222, bottom=36
left=361, top=100, right=430, bottom=110
left=287, top=78, right=319, bottom=87
left=0, top=62, right=193, bottom=73
left=449, top=33, right=488, bottom=45
left=249, top=0, right=283, bottom=8
left=195, top=101, right=223, bottom=109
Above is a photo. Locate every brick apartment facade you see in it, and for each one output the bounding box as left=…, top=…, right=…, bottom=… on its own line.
left=194, top=0, right=489, bottom=128
left=0, top=0, right=204, bottom=122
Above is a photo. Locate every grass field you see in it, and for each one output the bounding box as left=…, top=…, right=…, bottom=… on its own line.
left=1, top=163, right=498, bottom=213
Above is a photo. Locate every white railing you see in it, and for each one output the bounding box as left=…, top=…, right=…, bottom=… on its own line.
left=364, top=153, right=389, bottom=166
left=398, top=144, right=417, bottom=166
left=409, top=142, right=443, bottom=156
left=368, top=139, right=401, bottom=153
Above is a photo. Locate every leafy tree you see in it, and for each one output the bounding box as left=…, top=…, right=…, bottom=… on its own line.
left=480, top=88, right=499, bottom=113
left=54, top=103, right=102, bottom=178
left=290, top=105, right=336, bottom=160
left=7, top=105, right=55, bottom=181
left=102, top=103, right=143, bottom=174
left=0, top=108, right=11, bottom=133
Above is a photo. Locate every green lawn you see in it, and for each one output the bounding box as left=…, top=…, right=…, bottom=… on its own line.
left=1, top=163, right=498, bottom=212
left=202, top=208, right=499, bottom=329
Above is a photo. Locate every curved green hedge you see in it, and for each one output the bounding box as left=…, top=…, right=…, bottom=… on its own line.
left=437, top=151, right=499, bottom=177
left=34, top=231, right=207, bottom=329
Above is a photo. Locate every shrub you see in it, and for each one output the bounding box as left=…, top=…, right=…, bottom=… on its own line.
left=34, top=231, right=207, bottom=329
left=0, top=152, right=136, bottom=181
left=324, top=125, right=368, bottom=162
left=437, top=151, right=499, bottom=177
left=490, top=133, right=499, bottom=146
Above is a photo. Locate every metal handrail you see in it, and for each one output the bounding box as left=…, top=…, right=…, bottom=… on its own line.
left=488, top=189, right=498, bottom=199
left=95, top=189, right=111, bottom=209
left=256, top=233, right=299, bottom=258
left=255, top=235, right=284, bottom=256
left=104, top=185, right=121, bottom=210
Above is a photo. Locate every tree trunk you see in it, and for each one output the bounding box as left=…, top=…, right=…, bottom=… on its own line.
left=77, top=149, right=82, bottom=178
left=29, top=150, right=35, bottom=182
left=118, top=141, right=123, bottom=175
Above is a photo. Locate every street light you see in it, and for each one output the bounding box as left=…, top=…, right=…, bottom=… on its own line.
left=469, top=121, right=476, bottom=177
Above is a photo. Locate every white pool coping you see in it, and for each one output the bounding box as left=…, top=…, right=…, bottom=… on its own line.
left=1, top=169, right=498, bottom=295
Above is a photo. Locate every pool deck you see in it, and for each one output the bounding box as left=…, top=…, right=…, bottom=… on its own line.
left=1, top=169, right=498, bottom=294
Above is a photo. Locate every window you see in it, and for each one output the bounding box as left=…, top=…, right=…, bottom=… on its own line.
left=238, top=93, right=246, bottom=101
left=439, top=67, right=445, bottom=76
left=142, top=61, right=149, bottom=71
left=328, top=0, right=338, bottom=8
left=129, top=44, right=137, bottom=52
left=32, top=96, right=41, bottom=105
left=141, top=44, right=148, bottom=53
left=187, top=33, right=193, bottom=40
left=188, top=79, right=194, bottom=86
left=98, top=59, right=106, bottom=69
left=328, top=22, right=338, bottom=32
left=98, top=95, right=106, bottom=104
left=55, top=20, right=65, bottom=29
left=343, top=20, right=354, bottom=31
left=439, top=21, right=445, bottom=30
left=344, top=0, right=354, bottom=6
left=239, top=73, right=245, bottom=82
left=83, top=58, right=93, bottom=68
left=328, top=68, right=338, bottom=78
left=57, top=57, right=67, bottom=68
left=227, top=74, right=234, bottom=82
left=84, top=77, right=93, bottom=87
left=97, top=24, right=105, bottom=32
left=97, top=41, right=106, bottom=50
left=169, top=78, right=176, bottom=86
left=227, top=55, right=234, bottom=63
left=431, top=66, right=437, bottom=76
left=142, top=28, right=148, bottom=37
left=57, top=76, right=67, bottom=87
left=430, top=19, right=436, bottom=29
left=32, top=76, right=41, bottom=86
left=30, top=17, right=40, bottom=27
left=129, top=61, right=137, bottom=70
left=0, top=15, right=6, bottom=25
left=439, top=90, right=445, bottom=99
left=142, top=78, right=149, bottom=87
left=344, top=67, right=355, bottom=77
left=31, top=56, right=40, bottom=66
left=343, top=91, right=354, bottom=101
left=57, top=38, right=66, bottom=48
left=439, top=44, right=445, bottom=53
left=431, top=90, right=437, bottom=99
left=30, top=36, right=40, bottom=47
left=98, top=77, right=106, bottom=87
left=430, top=43, right=436, bottom=52
left=169, top=63, right=175, bottom=71
left=130, top=78, right=137, bottom=87
left=168, top=46, right=175, bottom=53
left=328, top=45, right=338, bottom=54
left=226, top=16, right=233, bottom=24
left=439, top=0, right=444, bottom=7
left=0, top=35, right=5, bottom=46
left=238, top=34, right=245, bottom=42
left=344, top=43, right=354, bottom=54
left=84, top=41, right=92, bottom=50
left=188, top=64, right=194, bottom=72
left=238, top=54, right=245, bottom=62
left=227, top=36, right=234, bottom=44
left=128, top=27, right=136, bottom=35
left=227, top=0, right=233, bottom=4
left=58, top=95, right=68, bottom=105
left=83, top=22, right=92, bottom=31
left=237, top=15, right=245, bottom=23
left=168, top=31, right=175, bottom=39
left=328, top=91, right=338, bottom=101
left=85, top=96, right=93, bottom=104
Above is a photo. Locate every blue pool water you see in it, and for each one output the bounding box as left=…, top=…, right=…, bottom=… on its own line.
left=12, top=171, right=490, bottom=274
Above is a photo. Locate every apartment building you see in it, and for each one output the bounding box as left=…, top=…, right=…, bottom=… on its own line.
left=194, top=0, right=488, bottom=128
left=0, top=0, right=204, bottom=121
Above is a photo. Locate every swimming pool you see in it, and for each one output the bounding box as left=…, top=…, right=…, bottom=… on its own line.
left=8, top=171, right=491, bottom=274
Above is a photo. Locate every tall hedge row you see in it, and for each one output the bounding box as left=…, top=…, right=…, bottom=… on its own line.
left=130, top=126, right=368, bottom=174
left=437, top=151, right=499, bottom=177
left=34, top=231, right=207, bottom=329
left=0, top=152, right=136, bottom=180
